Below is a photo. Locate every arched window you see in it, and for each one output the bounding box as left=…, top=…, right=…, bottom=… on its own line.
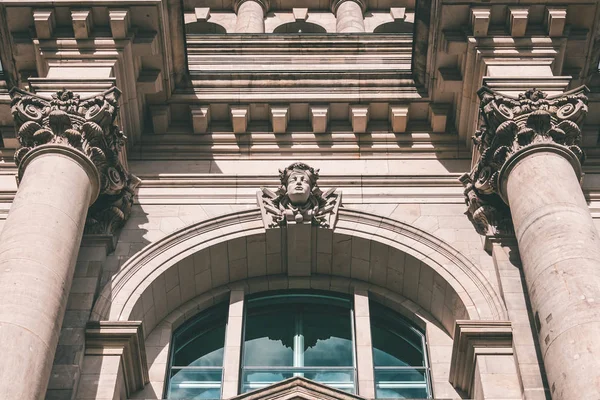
left=241, top=292, right=355, bottom=393
left=166, top=291, right=431, bottom=399
left=167, top=303, right=228, bottom=399
left=273, top=21, right=327, bottom=34
left=370, top=303, right=430, bottom=399
left=373, top=21, right=413, bottom=34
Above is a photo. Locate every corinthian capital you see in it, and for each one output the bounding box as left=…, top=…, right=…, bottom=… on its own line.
left=461, top=86, right=588, bottom=235
left=10, top=87, right=140, bottom=234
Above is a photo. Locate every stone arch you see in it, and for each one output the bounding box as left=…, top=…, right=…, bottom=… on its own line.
left=373, top=20, right=413, bottom=34
left=136, top=277, right=460, bottom=399
left=91, top=208, right=507, bottom=337
left=186, top=20, right=227, bottom=34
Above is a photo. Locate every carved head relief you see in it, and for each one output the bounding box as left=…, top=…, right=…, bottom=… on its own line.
left=283, top=167, right=314, bottom=206
left=258, top=162, right=341, bottom=229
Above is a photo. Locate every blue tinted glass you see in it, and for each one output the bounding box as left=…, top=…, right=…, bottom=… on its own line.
left=303, top=309, right=353, bottom=367
left=374, top=368, right=428, bottom=398
left=173, top=325, right=225, bottom=367
left=242, top=292, right=355, bottom=393
left=169, top=369, right=222, bottom=399
left=241, top=368, right=355, bottom=394
left=243, top=309, right=295, bottom=366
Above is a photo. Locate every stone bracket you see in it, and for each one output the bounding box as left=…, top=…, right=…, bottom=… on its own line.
left=85, top=321, right=149, bottom=397
left=429, top=104, right=449, bottom=133
left=191, top=105, right=211, bottom=134
left=71, top=9, right=93, bottom=39
left=350, top=105, right=369, bottom=134
left=109, top=9, right=131, bottom=39
left=33, top=9, right=55, bottom=39
left=310, top=106, right=329, bottom=134
left=231, top=106, right=250, bottom=134
left=270, top=105, right=290, bottom=134
left=545, top=7, right=566, bottom=37
left=507, top=7, right=529, bottom=37
left=150, top=105, right=171, bottom=134
left=449, top=320, right=513, bottom=397
left=389, top=105, right=409, bottom=133
left=470, top=7, right=490, bottom=37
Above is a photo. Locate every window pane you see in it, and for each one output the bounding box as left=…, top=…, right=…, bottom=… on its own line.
left=242, top=292, right=355, bottom=393
left=241, top=368, right=355, bottom=393
left=374, top=368, right=428, bottom=399
left=168, top=369, right=222, bottom=399
left=303, top=309, right=353, bottom=367
left=371, top=322, right=424, bottom=367
left=173, top=325, right=225, bottom=367
left=243, top=308, right=295, bottom=366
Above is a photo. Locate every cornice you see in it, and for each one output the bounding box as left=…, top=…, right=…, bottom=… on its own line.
left=449, top=320, right=513, bottom=397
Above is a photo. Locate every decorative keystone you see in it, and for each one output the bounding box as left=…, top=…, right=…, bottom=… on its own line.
left=545, top=7, right=566, bottom=37
left=470, top=7, right=490, bottom=37
left=257, top=162, right=341, bottom=229
left=389, top=105, right=409, bottom=133
left=10, top=87, right=140, bottom=234
left=507, top=7, right=529, bottom=37
left=390, top=7, right=406, bottom=21
left=461, top=86, right=588, bottom=235
left=195, top=7, right=211, bottom=22
left=293, top=8, right=308, bottom=21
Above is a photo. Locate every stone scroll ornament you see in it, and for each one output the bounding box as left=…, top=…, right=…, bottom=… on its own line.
left=257, top=162, right=341, bottom=229
left=10, top=87, right=140, bottom=235
left=461, top=86, right=588, bottom=235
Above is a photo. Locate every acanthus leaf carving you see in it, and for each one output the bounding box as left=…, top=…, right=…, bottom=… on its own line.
left=10, top=87, right=140, bottom=235
left=257, top=162, right=341, bottom=229
left=462, top=86, right=589, bottom=235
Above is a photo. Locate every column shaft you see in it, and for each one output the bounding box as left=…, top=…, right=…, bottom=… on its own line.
left=235, top=0, right=265, bottom=33
left=504, top=147, right=600, bottom=399
left=335, top=1, right=365, bottom=33
left=0, top=147, right=98, bottom=400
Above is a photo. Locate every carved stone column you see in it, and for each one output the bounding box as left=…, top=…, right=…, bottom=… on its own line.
left=462, top=87, right=600, bottom=399
left=0, top=88, right=138, bottom=399
left=234, top=0, right=269, bottom=33
left=331, top=0, right=366, bottom=33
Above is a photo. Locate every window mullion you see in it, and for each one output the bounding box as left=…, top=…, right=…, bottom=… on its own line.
left=222, top=288, right=245, bottom=398
left=354, top=289, right=376, bottom=398
left=293, top=310, right=305, bottom=373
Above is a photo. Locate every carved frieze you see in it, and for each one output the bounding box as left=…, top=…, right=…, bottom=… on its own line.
left=10, top=87, right=140, bottom=234
left=257, top=162, right=341, bottom=229
left=461, top=86, right=588, bottom=235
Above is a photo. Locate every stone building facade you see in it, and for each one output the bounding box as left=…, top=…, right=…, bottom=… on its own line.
left=0, top=0, right=600, bottom=399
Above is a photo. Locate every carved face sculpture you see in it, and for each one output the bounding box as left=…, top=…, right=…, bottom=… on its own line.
left=286, top=170, right=311, bottom=206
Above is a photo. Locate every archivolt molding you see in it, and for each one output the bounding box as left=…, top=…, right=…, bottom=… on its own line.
left=91, top=208, right=507, bottom=331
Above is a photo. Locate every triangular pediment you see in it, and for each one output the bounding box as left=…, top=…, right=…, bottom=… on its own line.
left=230, top=377, right=367, bottom=400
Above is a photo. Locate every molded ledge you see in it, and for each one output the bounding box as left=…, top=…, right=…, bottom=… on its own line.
left=85, top=321, right=150, bottom=396
left=449, top=320, right=513, bottom=396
